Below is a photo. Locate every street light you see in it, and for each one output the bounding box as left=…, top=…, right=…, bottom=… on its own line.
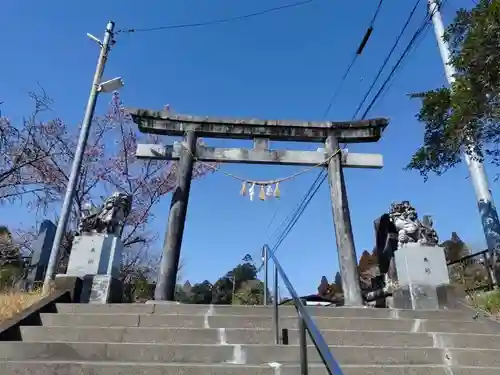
left=99, top=77, right=124, bottom=93
left=42, top=21, right=123, bottom=294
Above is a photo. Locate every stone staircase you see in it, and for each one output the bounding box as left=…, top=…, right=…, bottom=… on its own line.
left=1, top=303, right=500, bottom=374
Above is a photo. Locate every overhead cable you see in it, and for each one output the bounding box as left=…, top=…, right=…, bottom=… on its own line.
left=260, top=1, right=389, bottom=268
left=323, top=0, right=386, bottom=118
left=359, top=0, right=447, bottom=119
left=257, top=170, right=327, bottom=272
left=271, top=171, right=327, bottom=251
left=351, top=0, right=423, bottom=119
left=117, top=0, right=314, bottom=34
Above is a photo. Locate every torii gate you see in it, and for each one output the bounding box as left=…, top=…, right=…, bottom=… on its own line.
left=129, top=108, right=388, bottom=306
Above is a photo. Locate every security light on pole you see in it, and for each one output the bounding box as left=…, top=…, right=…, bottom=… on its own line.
left=98, top=77, right=124, bottom=93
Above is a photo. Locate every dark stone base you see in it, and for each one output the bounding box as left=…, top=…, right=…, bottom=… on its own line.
left=392, top=284, right=456, bottom=310
left=81, top=275, right=123, bottom=304
left=55, top=275, right=122, bottom=304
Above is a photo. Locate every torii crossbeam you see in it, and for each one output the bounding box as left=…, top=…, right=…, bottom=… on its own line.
left=129, top=109, right=389, bottom=305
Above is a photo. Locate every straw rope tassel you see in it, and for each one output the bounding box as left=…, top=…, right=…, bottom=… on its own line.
left=177, top=138, right=341, bottom=203
left=266, top=185, right=273, bottom=197
left=274, top=182, right=281, bottom=199
left=249, top=183, right=256, bottom=201
left=259, top=185, right=266, bottom=201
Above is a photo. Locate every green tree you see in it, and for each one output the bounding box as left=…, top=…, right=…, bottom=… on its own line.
left=233, top=280, right=265, bottom=305
left=0, top=226, right=16, bottom=261
left=441, top=232, right=470, bottom=263
left=227, top=263, right=257, bottom=286
left=211, top=277, right=234, bottom=305
left=440, top=232, right=489, bottom=289
left=187, top=280, right=213, bottom=304
left=0, top=226, right=23, bottom=289
left=212, top=262, right=258, bottom=305
left=407, top=1, right=500, bottom=178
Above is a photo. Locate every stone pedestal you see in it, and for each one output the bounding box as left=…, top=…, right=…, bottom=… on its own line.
left=392, top=243, right=451, bottom=310
left=66, top=234, right=122, bottom=278
left=59, top=233, right=123, bottom=303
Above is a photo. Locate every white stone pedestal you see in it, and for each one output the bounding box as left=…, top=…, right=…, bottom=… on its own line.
left=59, top=233, right=123, bottom=303
left=66, top=233, right=122, bottom=278
left=392, top=243, right=451, bottom=310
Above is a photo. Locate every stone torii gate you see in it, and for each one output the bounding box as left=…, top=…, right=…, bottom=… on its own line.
left=129, top=108, right=389, bottom=306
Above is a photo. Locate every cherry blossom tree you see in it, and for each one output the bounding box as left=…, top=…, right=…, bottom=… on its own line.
left=3, top=90, right=213, bottom=283
left=0, top=89, right=62, bottom=204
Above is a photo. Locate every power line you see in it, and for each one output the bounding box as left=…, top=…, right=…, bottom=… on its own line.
left=260, top=1, right=389, bottom=269
left=368, top=0, right=386, bottom=26
left=260, top=0, right=445, bottom=272
left=351, top=0, right=423, bottom=119
left=268, top=170, right=325, bottom=246
left=117, top=0, right=314, bottom=34
left=253, top=168, right=321, bottom=264
left=358, top=0, right=447, bottom=119
left=257, top=171, right=325, bottom=272
left=255, top=169, right=325, bottom=271
left=258, top=0, right=437, bottom=270
left=379, top=18, right=433, bottom=103
left=323, top=56, right=358, bottom=118
left=363, top=0, right=445, bottom=114
left=257, top=170, right=326, bottom=272
left=323, top=0, right=386, bottom=118
left=359, top=29, right=427, bottom=119
left=272, top=171, right=327, bottom=251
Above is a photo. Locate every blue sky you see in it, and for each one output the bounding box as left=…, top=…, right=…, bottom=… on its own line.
left=0, top=0, right=492, bottom=296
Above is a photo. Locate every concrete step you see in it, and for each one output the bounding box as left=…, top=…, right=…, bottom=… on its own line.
left=55, top=303, right=482, bottom=321
left=0, top=361, right=499, bottom=375
left=39, top=313, right=500, bottom=334
left=2, top=342, right=500, bottom=367
left=21, top=326, right=500, bottom=349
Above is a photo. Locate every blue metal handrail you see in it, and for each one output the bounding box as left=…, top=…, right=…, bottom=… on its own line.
left=262, top=244, right=344, bottom=375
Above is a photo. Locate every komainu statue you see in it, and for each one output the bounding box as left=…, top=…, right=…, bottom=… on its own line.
left=389, top=201, right=439, bottom=248
left=374, top=200, right=439, bottom=292
left=78, top=192, right=133, bottom=236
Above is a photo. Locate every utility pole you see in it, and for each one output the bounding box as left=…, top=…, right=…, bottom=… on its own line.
left=428, top=0, right=500, bottom=262
left=43, top=21, right=116, bottom=294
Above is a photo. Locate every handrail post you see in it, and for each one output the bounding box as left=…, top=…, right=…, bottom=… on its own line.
left=273, top=263, right=279, bottom=344
left=299, top=313, right=308, bottom=375
left=263, top=246, right=269, bottom=305
left=264, top=244, right=345, bottom=375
